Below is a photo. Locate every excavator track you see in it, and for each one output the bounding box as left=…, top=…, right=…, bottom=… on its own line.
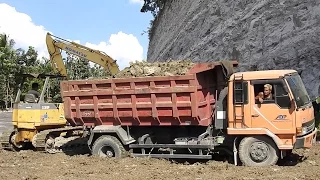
left=32, top=126, right=87, bottom=154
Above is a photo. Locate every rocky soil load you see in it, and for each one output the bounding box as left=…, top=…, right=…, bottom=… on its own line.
left=114, top=60, right=195, bottom=78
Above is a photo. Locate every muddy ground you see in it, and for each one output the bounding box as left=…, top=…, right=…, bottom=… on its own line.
left=1, top=112, right=320, bottom=180
left=0, top=144, right=319, bottom=180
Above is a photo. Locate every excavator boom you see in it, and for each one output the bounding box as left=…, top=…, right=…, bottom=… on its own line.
left=46, top=32, right=119, bottom=77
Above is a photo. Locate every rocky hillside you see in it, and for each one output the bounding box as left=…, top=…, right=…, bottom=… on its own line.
left=146, top=0, right=320, bottom=99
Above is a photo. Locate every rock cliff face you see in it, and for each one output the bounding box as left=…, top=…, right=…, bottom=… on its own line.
left=147, top=0, right=320, bottom=99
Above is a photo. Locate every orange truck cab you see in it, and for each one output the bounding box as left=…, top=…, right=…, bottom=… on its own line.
left=223, top=70, right=317, bottom=166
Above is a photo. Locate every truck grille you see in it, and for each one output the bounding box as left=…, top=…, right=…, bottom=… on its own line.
left=302, top=118, right=315, bottom=135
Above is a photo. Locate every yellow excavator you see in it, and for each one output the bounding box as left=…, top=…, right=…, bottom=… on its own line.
left=0, top=33, right=119, bottom=153
left=46, top=32, right=119, bottom=78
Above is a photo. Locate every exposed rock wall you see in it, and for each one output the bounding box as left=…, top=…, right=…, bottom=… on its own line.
left=147, top=0, right=320, bottom=99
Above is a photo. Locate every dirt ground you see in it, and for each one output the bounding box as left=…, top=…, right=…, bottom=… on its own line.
left=0, top=144, right=320, bottom=180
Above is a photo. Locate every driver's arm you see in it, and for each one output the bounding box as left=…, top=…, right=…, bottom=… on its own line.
left=255, top=92, right=264, bottom=103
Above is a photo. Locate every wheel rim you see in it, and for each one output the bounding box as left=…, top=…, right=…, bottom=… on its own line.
left=98, top=146, right=115, bottom=158
left=249, top=141, right=270, bottom=163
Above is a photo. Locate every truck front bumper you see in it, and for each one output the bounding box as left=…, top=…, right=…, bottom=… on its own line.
left=294, top=128, right=317, bottom=149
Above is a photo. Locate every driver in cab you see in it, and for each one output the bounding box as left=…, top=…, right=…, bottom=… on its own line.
left=25, top=82, right=41, bottom=102
left=255, top=84, right=273, bottom=103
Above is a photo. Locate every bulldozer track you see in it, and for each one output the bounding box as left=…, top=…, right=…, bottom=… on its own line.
left=33, top=126, right=85, bottom=153
left=0, top=131, right=15, bottom=151
left=0, top=126, right=86, bottom=154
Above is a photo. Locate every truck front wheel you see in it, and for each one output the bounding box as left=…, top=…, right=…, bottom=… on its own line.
left=238, top=136, right=279, bottom=166
left=91, top=135, right=126, bottom=158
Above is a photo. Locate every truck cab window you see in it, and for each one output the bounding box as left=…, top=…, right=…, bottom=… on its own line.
left=234, top=81, right=248, bottom=104
left=253, top=80, right=291, bottom=108
left=274, top=83, right=291, bottom=108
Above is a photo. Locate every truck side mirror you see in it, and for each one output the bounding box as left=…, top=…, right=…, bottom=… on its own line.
left=290, top=99, right=296, bottom=111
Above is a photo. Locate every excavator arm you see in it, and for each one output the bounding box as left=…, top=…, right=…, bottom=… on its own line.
left=45, top=32, right=119, bottom=77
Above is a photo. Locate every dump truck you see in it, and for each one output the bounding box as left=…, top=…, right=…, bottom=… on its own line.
left=58, top=60, right=317, bottom=166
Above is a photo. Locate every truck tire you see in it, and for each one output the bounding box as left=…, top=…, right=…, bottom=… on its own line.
left=238, top=136, right=279, bottom=166
left=91, top=135, right=126, bottom=158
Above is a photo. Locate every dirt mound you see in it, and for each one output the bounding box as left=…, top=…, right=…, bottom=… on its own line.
left=115, top=60, right=195, bottom=78
left=1, top=144, right=320, bottom=180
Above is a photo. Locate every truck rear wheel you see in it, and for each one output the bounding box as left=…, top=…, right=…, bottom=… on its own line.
left=91, top=135, right=126, bottom=158
left=238, top=136, right=279, bottom=166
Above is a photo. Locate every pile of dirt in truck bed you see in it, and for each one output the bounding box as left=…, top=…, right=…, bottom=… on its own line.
left=114, top=60, right=195, bottom=78
left=1, top=144, right=320, bottom=180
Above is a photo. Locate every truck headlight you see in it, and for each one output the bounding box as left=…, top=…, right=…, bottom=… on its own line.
left=302, top=127, right=308, bottom=135
left=297, top=127, right=308, bottom=135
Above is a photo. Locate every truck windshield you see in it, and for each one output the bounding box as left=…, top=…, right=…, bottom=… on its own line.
left=285, top=73, right=311, bottom=108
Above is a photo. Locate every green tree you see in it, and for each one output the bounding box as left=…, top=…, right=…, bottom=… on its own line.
left=90, top=64, right=112, bottom=78
left=65, top=53, right=91, bottom=80
left=140, top=0, right=166, bottom=17
left=140, top=0, right=166, bottom=40
left=0, top=33, right=18, bottom=108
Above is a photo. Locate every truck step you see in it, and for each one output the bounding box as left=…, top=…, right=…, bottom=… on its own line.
left=129, top=144, right=214, bottom=149
left=131, top=153, right=212, bottom=159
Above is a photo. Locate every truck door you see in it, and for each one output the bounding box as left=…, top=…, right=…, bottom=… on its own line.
left=250, top=79, right=295, bottom=134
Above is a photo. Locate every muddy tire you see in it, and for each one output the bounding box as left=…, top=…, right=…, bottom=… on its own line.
left=91, top=135, right=126, bottom=158
left=239, top=136, right=279, bottom=166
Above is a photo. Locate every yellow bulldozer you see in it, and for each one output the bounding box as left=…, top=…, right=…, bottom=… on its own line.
left=0, top=33, right=119, bottom=153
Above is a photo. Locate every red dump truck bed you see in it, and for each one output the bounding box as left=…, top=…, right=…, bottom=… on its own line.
left=60, top=61, right=238, bottom=127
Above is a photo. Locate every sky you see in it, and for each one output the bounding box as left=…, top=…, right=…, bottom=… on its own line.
left=0, top=0, right=153, bottom=70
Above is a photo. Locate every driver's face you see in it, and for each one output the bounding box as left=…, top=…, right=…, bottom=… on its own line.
left=264, top=87, right=270, bottom=96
